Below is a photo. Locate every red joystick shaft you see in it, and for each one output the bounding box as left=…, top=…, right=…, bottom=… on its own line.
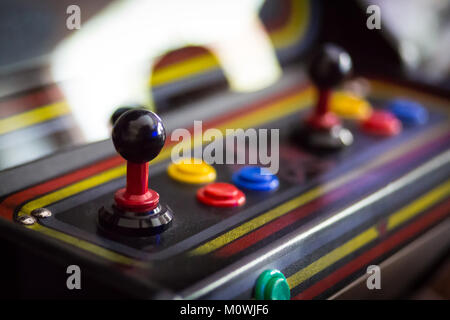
left=114, top=162, right=159, bottom=212
left=126, top=162, right=149, bottom=195
left=306, top=89, right=340, bottom=130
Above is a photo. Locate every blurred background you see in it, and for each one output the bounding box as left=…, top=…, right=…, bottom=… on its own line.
left=0, top=0, right=448, bottom=299
left=0, top=0, right=448, bottom=160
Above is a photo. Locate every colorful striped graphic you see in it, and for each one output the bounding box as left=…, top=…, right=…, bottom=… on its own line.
left=292, top=189, right=450, bottom=299
left=0, top=101, right=70, bottom=135
left=0, top=156, right=124, bottom=220
left=190, top=126, right=450, bottom=256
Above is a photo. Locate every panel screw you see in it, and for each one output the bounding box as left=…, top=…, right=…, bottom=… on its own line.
left=31, top=207, right=52, bottom=218
left=17, top=215, right=36, bottom=226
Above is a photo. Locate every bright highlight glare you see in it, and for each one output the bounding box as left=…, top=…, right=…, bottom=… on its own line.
left=51, top=0, right=281, bottom=142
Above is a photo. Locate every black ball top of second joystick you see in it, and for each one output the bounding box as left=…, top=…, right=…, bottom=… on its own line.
left=308, top=43, right=352, bottom=89
left=112, top=109, right=166, bottom=163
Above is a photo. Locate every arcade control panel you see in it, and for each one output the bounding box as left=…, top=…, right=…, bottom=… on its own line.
left=0, top=43, right=449, bottom=299
left=0, top=1, right=449, bottom=300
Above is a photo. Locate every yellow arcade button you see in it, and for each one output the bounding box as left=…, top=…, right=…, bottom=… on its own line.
left=167, top=158, right=216, bottom=184
left=330, top=91, right=372, bottom=120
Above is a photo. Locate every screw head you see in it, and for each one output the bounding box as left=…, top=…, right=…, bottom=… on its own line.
left=31, top=207, right=52, bottom=218
left=17, top=215, right=36, bottom=226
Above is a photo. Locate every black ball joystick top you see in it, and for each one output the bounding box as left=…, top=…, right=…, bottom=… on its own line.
left=308, top=43, right=352, bottom=89
left=112, top=109, right=166, bottom=164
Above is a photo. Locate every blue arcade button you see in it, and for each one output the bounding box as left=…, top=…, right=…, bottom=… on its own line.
left=388, top=99, right=428, bottom=126
left=232, top=166, right=279, bottom=191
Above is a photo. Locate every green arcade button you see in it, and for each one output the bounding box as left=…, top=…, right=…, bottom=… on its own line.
left=254, top=269, right=290, bottom=300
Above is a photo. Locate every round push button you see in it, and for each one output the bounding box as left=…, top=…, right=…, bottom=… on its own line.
left=168, top=158, right=216, bottom=184
left=232, top=166, right=279, bottom=191
left=362, top=110, right=402, bottom=136
left=255, top=269, right=290, bottom=300
left=388, top=99, right=428, bottom=126
left=330, top=91, right=372, bottom=120
left=197, top=183, right=245, bottom=207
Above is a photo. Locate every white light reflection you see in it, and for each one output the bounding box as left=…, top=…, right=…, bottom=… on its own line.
left=51, top=0, right=281, bottom=142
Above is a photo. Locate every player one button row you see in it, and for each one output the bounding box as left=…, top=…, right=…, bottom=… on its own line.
left=197, top=167, right=279, bottom=208
left=168, top=160, right=280, bottom=207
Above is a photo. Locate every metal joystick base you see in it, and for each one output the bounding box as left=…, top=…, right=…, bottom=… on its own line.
left=291, top=123, right=354, bottom=153
left=98, top=203, right=173, bottom=237
left=306, top=124, right=353, bottom=150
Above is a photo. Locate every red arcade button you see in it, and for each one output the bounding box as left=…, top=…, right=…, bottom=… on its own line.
left=362, top=110, right=402, bottom=136
left=197, top=183, right=246, bottom=207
